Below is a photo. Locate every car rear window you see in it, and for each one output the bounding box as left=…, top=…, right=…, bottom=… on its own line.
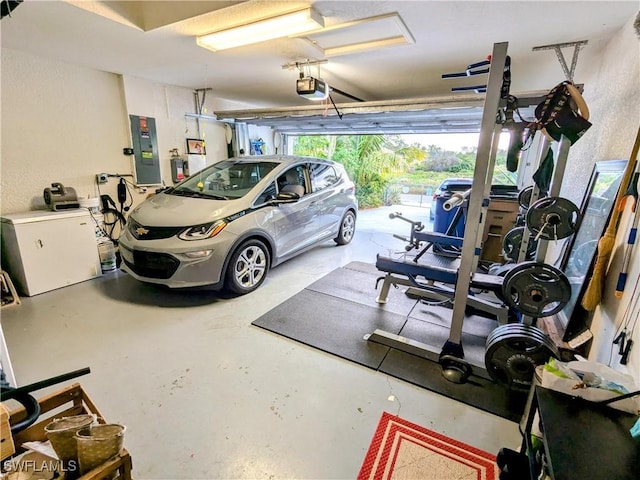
left=443, top=182, right=472, bottom=191
left=310, top=163, right=339, bottom=191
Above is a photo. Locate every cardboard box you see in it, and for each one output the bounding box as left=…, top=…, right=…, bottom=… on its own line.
left=481, top=199, right=519, bottom=262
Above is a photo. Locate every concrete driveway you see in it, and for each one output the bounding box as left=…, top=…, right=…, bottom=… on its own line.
left=357, top=204, right=433, bottom=237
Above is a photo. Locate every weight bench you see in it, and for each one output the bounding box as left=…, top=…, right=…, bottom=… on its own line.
left=413, top=230, right=464, bottom=260
left=375, top=254, right=509, bottom=324
left=375, top=253, right=571, bottom=320
left=389, top=212, right=466, bottom=261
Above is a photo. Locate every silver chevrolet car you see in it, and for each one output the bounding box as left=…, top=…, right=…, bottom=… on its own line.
left=119, top=155, right=357, bottom=294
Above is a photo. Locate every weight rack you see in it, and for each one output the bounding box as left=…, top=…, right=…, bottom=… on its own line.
left=367, top=41, right=511, bottom=379
left=367, top=41, right=577, bottom=385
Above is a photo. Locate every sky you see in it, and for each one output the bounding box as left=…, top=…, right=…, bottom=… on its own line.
left=402, top=133, right=510, bottom=151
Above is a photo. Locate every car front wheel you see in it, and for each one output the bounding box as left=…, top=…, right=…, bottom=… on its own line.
left=334, top=210, right=356, bottom=245
left=225, top=239, right=270, bottom=294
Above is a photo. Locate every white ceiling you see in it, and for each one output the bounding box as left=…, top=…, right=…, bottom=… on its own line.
left=1, top=1, right=637, bottom=112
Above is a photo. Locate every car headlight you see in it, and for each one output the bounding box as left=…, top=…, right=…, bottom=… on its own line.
left=178, top=220, right=227, bottom=241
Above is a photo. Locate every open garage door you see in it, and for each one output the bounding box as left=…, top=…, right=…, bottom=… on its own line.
left=214, top=91, right=546, bottom=135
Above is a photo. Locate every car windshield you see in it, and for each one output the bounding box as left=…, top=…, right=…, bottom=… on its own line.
left=171, top=160, right=279, bottom=200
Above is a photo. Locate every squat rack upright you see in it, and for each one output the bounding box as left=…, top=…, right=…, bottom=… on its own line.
left=367, top=41, right=576, bottom=382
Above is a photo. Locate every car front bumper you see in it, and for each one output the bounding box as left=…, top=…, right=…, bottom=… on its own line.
left=118, top=230, right=236, bottom=289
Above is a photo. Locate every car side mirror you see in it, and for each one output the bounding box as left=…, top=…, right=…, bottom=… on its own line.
left=273, top=191, right=300, bottom=203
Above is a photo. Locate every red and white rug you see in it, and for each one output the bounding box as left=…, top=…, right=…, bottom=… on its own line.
left=358, top=412, right=499, bottom=480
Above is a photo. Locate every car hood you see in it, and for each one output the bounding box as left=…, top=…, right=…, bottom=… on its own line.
left=128, top=192, right=247, bottom=227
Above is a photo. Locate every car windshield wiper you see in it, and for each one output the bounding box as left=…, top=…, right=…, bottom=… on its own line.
left=171, top=189, right=228, bottom=200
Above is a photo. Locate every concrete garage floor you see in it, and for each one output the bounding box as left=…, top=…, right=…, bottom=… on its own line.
left=1, top=204, right=522, bottom=479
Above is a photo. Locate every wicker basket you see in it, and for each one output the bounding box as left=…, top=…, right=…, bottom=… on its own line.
left=44, top=414, right=97, bottom=465
left=75, top=424, right=126, bottom=474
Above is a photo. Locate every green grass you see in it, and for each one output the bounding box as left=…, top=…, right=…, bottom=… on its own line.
left=389, top=170, right=474, bottom=194
left=389, top=164, right=515, bottom=195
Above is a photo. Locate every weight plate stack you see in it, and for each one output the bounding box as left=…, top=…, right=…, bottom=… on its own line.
left=502, top=226, right=538, bottom=262
left=485, top=324, right=559, bottom=391
left=501, top=261, right=571, bottom=318
left=518, top=186, right=534, bottom=210
left=526, top=196, right=580, bottom=241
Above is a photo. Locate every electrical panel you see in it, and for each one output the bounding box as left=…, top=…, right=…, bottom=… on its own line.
left=129, top=115, right=162, bottom=185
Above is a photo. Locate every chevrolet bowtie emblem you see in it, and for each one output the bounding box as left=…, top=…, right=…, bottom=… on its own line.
left=136, top=227, right=149, bottom=236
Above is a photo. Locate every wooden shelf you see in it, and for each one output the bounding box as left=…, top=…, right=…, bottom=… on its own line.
left=5, top=383, right=132, bottom=479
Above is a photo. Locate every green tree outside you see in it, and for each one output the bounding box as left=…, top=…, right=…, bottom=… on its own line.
left=292, top=134, right=514, bottom=208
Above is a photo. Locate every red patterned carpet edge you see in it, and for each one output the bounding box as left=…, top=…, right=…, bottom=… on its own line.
left=358, top=411, right=499, bottom=480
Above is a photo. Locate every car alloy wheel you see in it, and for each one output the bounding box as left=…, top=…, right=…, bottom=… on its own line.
left=226, top=239, right=270, bottom=294
left=335, top=210, right=356, bottom=245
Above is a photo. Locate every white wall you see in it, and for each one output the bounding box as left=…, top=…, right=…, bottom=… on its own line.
left=0, top=49, right=242, bottom=216
left=560, top=16, right=640, bottom=383
left=1, top=48, right=130, bottom=213
left=248, top=125, right=277, bottom=155
left=121, top=75, right=229, bottom=178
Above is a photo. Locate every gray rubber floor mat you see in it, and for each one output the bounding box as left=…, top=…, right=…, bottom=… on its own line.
left=251, top=263, right=527, bottom=421
left=378, top=348, right=527, bottom=422
left=306, top=264, right=417, bottom=317
left=252, top=289, right=408, bottom=369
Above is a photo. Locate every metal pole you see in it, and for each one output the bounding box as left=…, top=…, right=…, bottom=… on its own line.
left=446, top=42, right=508, bottom=348
left=471, top=122, right=503, bottom=274
left=518, top=133, right=551, bottom=263
left=330, top=86, right=365, bottom=103
left=1, top=368, right=91, bottom=398
left=549, top=135, right=571, bottom=198
left=533, top=134, right=572, bottom=264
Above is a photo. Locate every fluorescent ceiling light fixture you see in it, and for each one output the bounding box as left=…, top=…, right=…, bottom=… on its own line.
left=303, top=13, right=414, bottom=57
left=197, top=8, right=324, bottom=51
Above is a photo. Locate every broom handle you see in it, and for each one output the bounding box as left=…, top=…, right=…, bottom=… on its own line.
left=582, top=128, right=640, bottom=311
left=611, top=130, right=640, bottom=297
left=607, top=128, right=640, bottom=235
left=615, top=193, right=640, bottom=298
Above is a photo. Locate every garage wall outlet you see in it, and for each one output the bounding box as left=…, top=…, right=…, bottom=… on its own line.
left=96, top=173, right=109, bottom=184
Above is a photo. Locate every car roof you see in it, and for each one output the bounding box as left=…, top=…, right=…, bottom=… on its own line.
left=226, top=155, right=338, bottom=167
left=442, top=178, right=472, bottom=183
left=439, top=178, right=473, bottom=188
